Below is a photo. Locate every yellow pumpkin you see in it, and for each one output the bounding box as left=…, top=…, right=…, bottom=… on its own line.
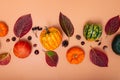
left=40, top=27, right=62, bottom=50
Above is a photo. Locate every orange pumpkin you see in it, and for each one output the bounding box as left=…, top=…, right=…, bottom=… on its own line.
left=66, top=46, right=85, bottom=64
left=40, top=27, right=62, bottom=50
left=0, top=21, right=8, bottom=37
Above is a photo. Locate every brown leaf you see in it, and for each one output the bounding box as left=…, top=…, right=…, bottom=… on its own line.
left=0, top=53, right=11, bottom=65
left=90, top=48, right=108, bottom=67
left=105, top=15, right=120, bottom=35
left=59, top=12, right=74, bottom=37
left=14, top=14, right=32, bottom=38
left=45, top=51, right=58, bottom=67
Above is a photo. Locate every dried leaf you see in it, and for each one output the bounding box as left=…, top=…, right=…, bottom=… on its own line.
left=105, top=15, right=120, bottom=35
left=0, top=53, right=11, bottom=65
left=14, top=14, right=32, bottom=38
left=45, top=51, right=58, bottom=67
left=59, top=12, right=74, bottom=37
left=90, top=48, right=108, bottom=67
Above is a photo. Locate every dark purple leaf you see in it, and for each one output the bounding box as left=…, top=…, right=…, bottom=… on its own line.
left=59, top=12, right=74, bottom=37
left=14, top=14, right=32, bottom=38
left=45, top=51, right=58, bottom=67
left=105, top=15, right=120, bottom=35
left=90, top=48, right=108, bottom=67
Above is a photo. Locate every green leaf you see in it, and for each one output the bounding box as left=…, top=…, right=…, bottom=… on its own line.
left=59, top=12, right=74, bottom=37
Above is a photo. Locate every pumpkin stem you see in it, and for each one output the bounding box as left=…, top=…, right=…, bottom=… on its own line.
left=73, top=54, right=78, bottom=59
left=45, top=26, right=50, bottom=34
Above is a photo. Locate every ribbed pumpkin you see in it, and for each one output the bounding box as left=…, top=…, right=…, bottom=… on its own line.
left=83, top=23, right=102, bottom=41
left=66, top=46, right=85, bottom=64
left=40, top=27, right=62, bottom=50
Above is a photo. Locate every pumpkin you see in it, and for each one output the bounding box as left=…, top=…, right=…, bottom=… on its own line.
left=40, top=27, right=62, bottom=50
left=83, top=23, right=102, bottom=41
left=66, top=46, right=85, bottom=64
left=112, top=34, right=120, bottom=55
left=0, top=21, right=8, bottom=37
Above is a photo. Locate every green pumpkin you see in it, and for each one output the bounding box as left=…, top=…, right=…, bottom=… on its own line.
left=83, top=23, right=102, bottom=41
left=112, top=34, right=120, bottom=55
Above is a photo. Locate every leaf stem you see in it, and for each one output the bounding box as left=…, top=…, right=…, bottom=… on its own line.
left=68, top=37, right=70, bottom=42
left=90, top=46, right=97, bottom=55
left=32, top=30, right=38, bottom=38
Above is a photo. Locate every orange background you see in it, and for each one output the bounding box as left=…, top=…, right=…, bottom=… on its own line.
left=0, top=0, right=120, bottom=80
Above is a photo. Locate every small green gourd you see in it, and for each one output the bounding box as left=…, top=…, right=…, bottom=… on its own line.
left=83, top=23, right=102, bottom=41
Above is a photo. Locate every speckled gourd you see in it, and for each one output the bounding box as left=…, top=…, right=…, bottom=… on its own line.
left=83, top=23, right=102, bottom=41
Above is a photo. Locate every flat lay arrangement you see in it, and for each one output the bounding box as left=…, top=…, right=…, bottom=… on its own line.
left=0, top=0, right=120, bottom=80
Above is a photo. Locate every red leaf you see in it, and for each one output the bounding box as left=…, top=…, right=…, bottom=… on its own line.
left=14, top=14, right=32, bottom=38
left=105, top=15, right=120, bottom=35
left=59, top=12, right=74, bottom=37
left=45, top=51, right=58, bottom=67
left=0, top=53, right=11, bottom=65
left=90, top=48, right=108, bottom=67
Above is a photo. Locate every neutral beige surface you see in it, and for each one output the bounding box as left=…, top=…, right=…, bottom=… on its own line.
left=0, top=0, right=120, bottom=80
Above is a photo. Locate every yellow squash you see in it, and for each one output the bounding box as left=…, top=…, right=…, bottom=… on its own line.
left=40, top=27, right=62, bottom=50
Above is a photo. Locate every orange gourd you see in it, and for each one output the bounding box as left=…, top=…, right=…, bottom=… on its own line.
left=66, top=46, right=85, bottom=64
left=0, top=21, right=8, bottom=37
left=40, top=27, right=62, bottom=50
